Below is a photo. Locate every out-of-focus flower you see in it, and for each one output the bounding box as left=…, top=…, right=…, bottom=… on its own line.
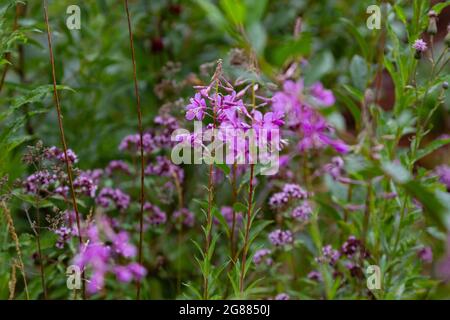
left=144, top=202, right=167, bottom=225
left=173, top=208, right=195, bottom=228
left=24, top=170, right=57, bottom=194
left=316, top=244, right=340, bottom=265
left=274, top=293, right=290, bottom=300
left=310, top=82, right=335, bottom=106
left=119, top=133, right=155, bottom=154
left=269, top=192, right=289, bottom=209
left=340, top=236, right=368, bottom=259
left=253, top=249, right=272, bottom=266
left=282, top=183, right=307, bottom=199
left=412, top=39, right=428, bottom=52
left=291, top=202, right=312, bottom=222
left=74, top=172, right=98, bottom=198
left=307, top=270, right=322, bottom=281
left=417, top=246, right=433, bottom=263
left=45, top=146, right=78, bottom=164
left=145, top=156, right=184, bottom=182
left=105, top=160, right=131, bottom=176
left=269, top=229, right=293, bottom=247
left=436, top=165, right=450, bottom=191
left=96, top=187, right=130, bottom=212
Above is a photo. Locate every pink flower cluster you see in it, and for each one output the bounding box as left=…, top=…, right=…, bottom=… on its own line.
left=183, top=78, right=285, bottom=164
left=269, top=183, right=307, bottom=209
left=272, top=79, right=349, bottom=154
left=96, top=187, right=131, bottom=212
left=45, top=146, right=78, bottom=164
left=74, top=217, right=146, bottom=294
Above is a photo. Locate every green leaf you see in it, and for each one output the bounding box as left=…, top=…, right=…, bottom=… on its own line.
left=212, top=206, right=230, bottom=237
left=11, top=84, right=75, bottom=110
left=413, top=137, right=450, bottom=162
left=269, top=34, right=311, bottom=67
left=340, top=18, right=369, bottom=59
left=194, top=0, right=228, bottom=31
left=247, top=22, right=266, bottom=55
left=382, top=161, right=411, bottom=184
left=349, top=55, right=368, bottom=91
left=219, top=0, right=246, bottom=26
left=304, top=51, right=334, bottom=84
left=214, top=162, right=230, bottom=175
left=403, top=181, right=447, bottom=231
left=233, top=202, right=247, bottom=213
left=432, top=2, right=450, bottom=14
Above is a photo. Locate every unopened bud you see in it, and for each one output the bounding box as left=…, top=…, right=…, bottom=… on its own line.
left=445, top=25, right=450, bottom=47
left=443, top=82, right=449, bottom=90
left=427, top=11, right=438, bottom=35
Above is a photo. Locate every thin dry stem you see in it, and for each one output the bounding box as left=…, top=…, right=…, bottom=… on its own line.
left=43, top=0, right=84, bottom=299
left=123, top=0, right=146, bottom=300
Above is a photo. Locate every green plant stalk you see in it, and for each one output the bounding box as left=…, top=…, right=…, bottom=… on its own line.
left=239, top=163, right=255, bottom=294
left=203, top=79, right=219, bottom=300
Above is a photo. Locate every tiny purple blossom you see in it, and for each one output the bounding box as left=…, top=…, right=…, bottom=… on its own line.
left=412, top=39, right=428, bottom=52
left=269, top=229, right=293, bottom=247
left=417, top=246, right=433, bottom=263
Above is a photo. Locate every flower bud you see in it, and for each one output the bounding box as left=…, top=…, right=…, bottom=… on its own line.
left=427, top=10, right=438, bottom=35
left=445, top=25, right=450, bottom=47
left=443, top=82, right=449, bottom=90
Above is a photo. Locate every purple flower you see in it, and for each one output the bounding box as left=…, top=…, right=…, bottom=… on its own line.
left=128, top=262, right=147, bottom=280
left=307, top=270, right=322, bottom=281
left=340, top=236, right=368, bottom=259
left=282, top=183, right=307, bottom=199
left=219, top=206, right=243, bottom=228
left=253, top=249, right=272, bottom=266
left=96, top=187, right=130, bottom=212
left=412, top=39, right=427, bottom=52
left=145, top=156, right=184, bottom=182
left=74, top=173, right=97, bottom=198
left=105, top=160, right=131, bottom=176
left=291, top=202, right=312, bottom=222
left=297, top=109, right=349, bottom=154
left=274, top=293, right=290, bottom=300
left=417, top=246, right=433, bottom=263
left=316, top=244, right=340, bottom=265
left=185, top=92, right=207, bottom=121
left=112, top=231, right=136, bottom=258
left=310, top=82, right=335, bottom=106
left=269, top=192, right=289, bottom=209
left=88, top=271, right=105, bottom=294
left=24, top=170, right=57, bottom=194
left=144, top=202, right=167, bottom=225
left=119, top=133, right=155, bottom=154
left=436, top=165, right=450, bottom=191
left=72, top=218, right=147, bottom=294
left=272, top=80, right=304, bottom=127
left=269, top=229, right=293, bottom=247
left=55, top=226, right=72, bottom=249
left=173, top=208, right=195, bottom=228
left=114, top=265, right=133, bottom=283
left=45, top=146, right=78, bottom=164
